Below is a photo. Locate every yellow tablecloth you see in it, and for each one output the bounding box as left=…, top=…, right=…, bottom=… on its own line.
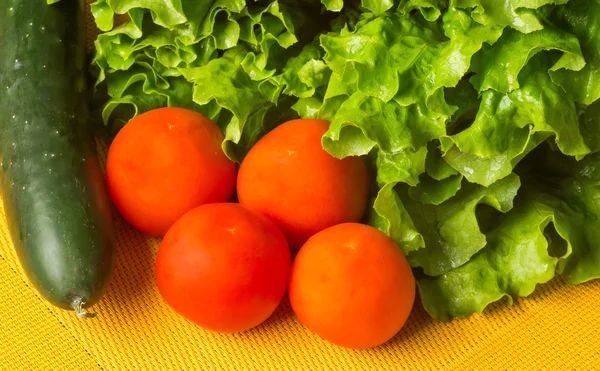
left=1, top=3, right=600, bottom=370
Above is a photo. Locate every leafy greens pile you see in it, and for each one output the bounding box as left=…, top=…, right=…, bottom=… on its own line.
left=90, top=0, right=600, bottom=321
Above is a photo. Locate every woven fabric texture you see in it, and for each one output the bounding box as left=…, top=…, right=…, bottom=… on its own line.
left=1, top=2, right=599, bottom=370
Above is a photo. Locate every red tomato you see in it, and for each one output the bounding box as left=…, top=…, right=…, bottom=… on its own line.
left=106, top=107, right=237, bottom=236
left=289, top=223, right=415, bottom=349
left=156, top=203, right=291, bottom=333
left=237, top=119, right=369, bottom=248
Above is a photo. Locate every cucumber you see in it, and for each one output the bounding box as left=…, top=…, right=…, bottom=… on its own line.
left=0, top=0, right=115, bottom=317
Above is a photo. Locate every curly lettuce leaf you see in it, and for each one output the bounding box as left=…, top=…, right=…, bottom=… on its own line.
left=470, top=26, right=585, bottom=94
left=92, top=0, right=306, bottom=74
left=319, top=13, right=446, bottom=104
left=579, top=100, right=600, bottom=154
left=318, top=8, right=506, bottom=195
left=417, top=196, right=559, bottom=321
left=451, top=0, right=569, bottom=33
left=90, top=0, right=116, bottom=31
left=441, top=53, right=589, bottom=186
left=111, top=0, right=188, bottom=27
left=548, top=0, right=600, bottom=105
left=425, top=142, right=460, bottom=181
left=320, top=0, right=395, bottom=13
left=181, top=46, right=291, bottom=161
left=529, top=149, right=600, bottom=285
left=368, top=183, right=425, bottom=256
left=321, top=91, right=437, bottom=191
left=276, top=41, right=331, bottom=99
left=91, top=0, right=330, bottom=159
left=323, top=92, right=445, bottom=158
left=90, top=0, right=242, bottom=34
left=408, top=173, right=463, bottom=205
left=361, top=0, right=395, bottom=13
left=319, top=9, right=501, bottom=120
left=99, top=63, right=208, bottom=127
left=405, top=173, right=521, bottom=276
left=321, top=0, right=345, bottom=11
left=445, top=79, right=480, bottom=135
left=419, top=148, right=600, bottom=321
left=375, top=148, right=429, bottom=187
left=317, top=9, right=506, bottom=194
left=399, top=0, right=445, bottom=21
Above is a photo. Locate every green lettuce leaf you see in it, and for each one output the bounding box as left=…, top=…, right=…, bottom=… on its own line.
left=90, top=0, right=116, bottom=31
left=399, top=0, right=445, bottom=21
left=579, top=100, right=600, bottom=154
left=91, top=0, right=330, bottom=160
left=375, top=147, right=429, bottom=187
left=100, top=68, right=207, bottom=130
left=417, top=196, right=559, bottom=321
left=95, top=0, right=188, bottom=29
left=425, top=142, right=460, bottom=181
left=441, top=131, right=546, bottom=186
left=406, top=173, right=521, bottom=276
left=321, top=91, right=437, bottom=190
left=548, top=0, right=600, bottom=105
left=527, top=149, right=600, bottom=285
left=470, top=26, right=585, bottom=94
left=321, top=0, right=345, bottom=11
left=276, top=41, right=331, bottom=99
left=368, top=183, right=425, bottom=256
left=319, top=13, right=445, bottom=104
left=408, top=173, right=463, bottom=205
left=318, top=9, right=506, bottom=194
left=181, top=46, right=290, bottom=161
left=319, top=9, right=501, bottom=119
left=445, top=79, right=480, bottom=136
left=451, top=0, right=569, bottom=33
left=323, top=92, right=445, bottom=158
left=419, top=148, right=600, bottom=321
left=360, top=0, right=395, bottom=14
left=441, top=53, right=589, bottom=186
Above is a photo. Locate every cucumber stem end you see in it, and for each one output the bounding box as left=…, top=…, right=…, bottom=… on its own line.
left=72, top=297, right=97, bottom=319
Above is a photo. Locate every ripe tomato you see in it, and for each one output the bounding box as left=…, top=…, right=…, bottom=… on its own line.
left=106, top=107, right=237, bottom=236
left=155, top=203, right=290, bottom=333
left=237, top=119, right=369, bottom=248
left=288, top=223, right=415, bottom=349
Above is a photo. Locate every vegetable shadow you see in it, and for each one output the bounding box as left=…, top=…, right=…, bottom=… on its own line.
left=100, top=212, right=161, bottom=315
left=382, top=294, right=438, bottom=349
left=93, top=140, right=161, bottom=313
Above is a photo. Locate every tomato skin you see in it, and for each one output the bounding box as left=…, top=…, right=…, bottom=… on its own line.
left=288, top=223, right=415, bottom=349
left=237, top=119, right=369, bottom=248
left=156, top=203, right=291, bottom=333
left=106, top=107, right=237, bottom=237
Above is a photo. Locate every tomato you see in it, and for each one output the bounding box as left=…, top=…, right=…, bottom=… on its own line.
left=237, top=119, right=369, bottom=248
left=288, top=223, right=415, bottom=349
left=106, top=107, right=237, bottom=236
left=155, top=203, right=290, bottom=333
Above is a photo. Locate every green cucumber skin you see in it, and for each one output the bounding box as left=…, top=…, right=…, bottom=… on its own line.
left=0, top=0, right=116, bottom=311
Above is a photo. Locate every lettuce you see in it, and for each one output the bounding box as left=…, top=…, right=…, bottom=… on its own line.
left=406, top=173, right=521, bottom=276
left=442, top=53, right=588, bottom=186
left=91, top=0, right=328, bottom=159
left=419, top=147, right=600, bottom=321
left=548, top=0, right=600, bottom=104
left=91, top=0, right=600, bottom=321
